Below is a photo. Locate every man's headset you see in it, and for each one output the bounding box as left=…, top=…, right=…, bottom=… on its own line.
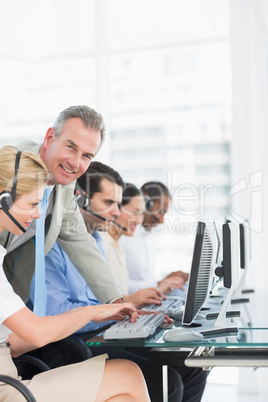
left=0, top=150, right=26, bottom=233
left=144, top=196, right=154, bottom=211
left=74, top=181, right=127, bottom=231
left=144, top=195, right=162, bottom=224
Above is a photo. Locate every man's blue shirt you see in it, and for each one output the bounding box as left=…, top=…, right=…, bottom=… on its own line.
left=30, top=231, right=110, bottom=334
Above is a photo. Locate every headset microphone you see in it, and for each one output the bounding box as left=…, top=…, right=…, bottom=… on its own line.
left=0, top=151, right=26, bottom=233
left=86, top=209, right=127, bottom=231
left=84, top=209, right=127, bottom=231
left=83, top=204, right=128, bottom=231
left=113, top=221, right=127, bottom=232
left=85, top=208, right=107, bottom=222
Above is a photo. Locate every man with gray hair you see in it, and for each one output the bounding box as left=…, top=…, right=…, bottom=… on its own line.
left=0, top=105, right=123, bottom=305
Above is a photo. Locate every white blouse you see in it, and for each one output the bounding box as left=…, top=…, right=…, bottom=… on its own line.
left=0, top=245, right=25, bottom=343
left=118, top=229, right=157, bottom=294
left=101, top=233, right=129, bottom=295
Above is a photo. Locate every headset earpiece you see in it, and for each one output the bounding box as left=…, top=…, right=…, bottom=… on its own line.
left=74, top=181, right=89, bottom=210
left=0, top=150, right=22, bottom=211
left=0, top=150, right=26, bottom=233
left=0, top=191, right=13, bottom=210
left=144, top=196, right=154, bottom=211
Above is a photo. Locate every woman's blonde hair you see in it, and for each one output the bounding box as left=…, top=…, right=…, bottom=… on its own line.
left=0, top=146, right=48, bottom=198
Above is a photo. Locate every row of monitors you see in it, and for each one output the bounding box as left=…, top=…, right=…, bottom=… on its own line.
left=182, top=219, right=251, bottom=328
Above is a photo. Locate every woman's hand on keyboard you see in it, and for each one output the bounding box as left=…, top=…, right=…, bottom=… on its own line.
left=137, top=309, right=174, bottom=324
left=91, top=303, right=138, bottom=323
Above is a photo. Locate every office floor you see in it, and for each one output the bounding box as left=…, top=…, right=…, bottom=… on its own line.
left=202, top=383, right=267, bottom=402
left=202, top=368, right=267, bottom=402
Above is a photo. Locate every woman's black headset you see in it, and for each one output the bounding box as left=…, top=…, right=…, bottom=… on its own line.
left=0, top=151, right=26, bottom=233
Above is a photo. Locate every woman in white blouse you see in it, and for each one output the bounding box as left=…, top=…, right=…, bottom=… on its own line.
left=102, top=183, right=166, bottom=308
left=0, top=146, right=150, bottom=402
left=102, top=183, right=184, bottom=308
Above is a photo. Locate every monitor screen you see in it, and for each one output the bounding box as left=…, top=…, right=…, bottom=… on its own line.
left=182, top=221, right=217, bottom=325
left=239, top=223, right=246, bottom=269
left=239, top=220, right=252, bottom=272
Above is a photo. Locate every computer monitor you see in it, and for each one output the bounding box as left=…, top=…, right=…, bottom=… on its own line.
left=214, top=220, right=222, bottom=266
left=209, top=219, right=224, bottom=294
left=226, top=217, right=251, bottom=270
left=213, top=221, right=240, bottom=328
left=182, top=220, right=218, bottom=325
left=232, top=219, right=254, bottom=299
left=239, top=220, right=252, bottom=273
left=222, top=218, right=253, bottom=291
left=182, top=220, right=240, bottom=334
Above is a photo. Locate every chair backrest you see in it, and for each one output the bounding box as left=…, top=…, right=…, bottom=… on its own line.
left=0, top=375, right=36, bottom=402
left=13, top=354, right=51, bottom=380
left=23, top=334, right=93, bottom=369
left=61, top=334, right=93, bottom=362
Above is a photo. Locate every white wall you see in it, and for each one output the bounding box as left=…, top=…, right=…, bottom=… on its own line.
left=229, top=0, right=268, bottom=395
left=230, top=0, right=268, bottom=293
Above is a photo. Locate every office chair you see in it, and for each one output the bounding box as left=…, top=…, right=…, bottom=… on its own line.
left=13, top=354, right=51, bottom=380
left=0, top=375, right=36, bottom=402
left=61, top=334, right=93, bottom=361
left=24, top=334, right=93, bottom=369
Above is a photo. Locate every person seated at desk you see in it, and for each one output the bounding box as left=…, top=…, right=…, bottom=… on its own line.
left=0, top=146, right=150, bottom=402
left=28, top=163, right=207, bottom=402
left=102, top=182, right=185, bottom=299
left=118, top=181, right=189, bottom=296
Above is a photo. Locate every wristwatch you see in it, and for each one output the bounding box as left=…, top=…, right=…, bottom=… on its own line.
left=0, top=342, right=11, bottom=348
left=108, top=297, right=124, bottom=304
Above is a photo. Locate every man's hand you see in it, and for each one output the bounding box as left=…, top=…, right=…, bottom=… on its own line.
left=158, top=276, right=185, bottom=295
left=165, top=270, right=189, bottom=282
left=124, top=287, right=164, bottom=308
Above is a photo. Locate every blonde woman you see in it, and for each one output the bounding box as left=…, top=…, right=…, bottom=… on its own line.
left=0, top=146, right=150, bottom=402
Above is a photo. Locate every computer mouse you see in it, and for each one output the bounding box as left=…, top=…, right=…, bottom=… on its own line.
left=162, top=327, right=204, bottom=342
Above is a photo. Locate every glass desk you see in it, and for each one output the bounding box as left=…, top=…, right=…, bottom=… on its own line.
left=85, top=326, right=268, bottom=402
left=85, top=325, right=268, bottom=348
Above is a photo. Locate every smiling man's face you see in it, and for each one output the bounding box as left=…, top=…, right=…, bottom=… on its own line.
left=40, top=118, right=101, bottom=186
